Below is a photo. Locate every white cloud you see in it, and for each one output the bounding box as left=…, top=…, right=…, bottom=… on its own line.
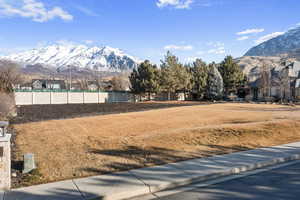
left=237, top=28, right=265, bottom=35
left=156, top=0, right=193, bottom=9
left=83, top=40, right=94, bottom=45
left=201, top=41, right=226, bottom=54
left=0, top=0, right=73, bottom=22
left=74, top=5, right=99, bottom=17
left=207, top=46, right=225, bottom=54
left=164, top=44, right=193, bottom=51
left=206, top=41, right=224, bottom=48
left=55, top=40, right=77, bottom=46
left=200, top=3, right=212, bottom=7
left=206, top=42, right=225, bottom=54
left=196, top=51, right=205, bottom=55
left=255, top=32, right=285, bottom=44
left=0, top=47, right=30, bottom=55
left=237, top=36, right=249, bottom=41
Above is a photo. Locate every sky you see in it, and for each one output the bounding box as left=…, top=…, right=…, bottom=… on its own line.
left=0, top=0, right=299, bottom=64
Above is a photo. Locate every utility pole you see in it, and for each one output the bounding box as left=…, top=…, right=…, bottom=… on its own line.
left=69, top=65, right=72, bottom=90
left=98, top=65, right=100, bottom=91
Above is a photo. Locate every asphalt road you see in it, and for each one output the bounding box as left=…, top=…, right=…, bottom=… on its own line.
left=149, top=161, right=300, bottom=200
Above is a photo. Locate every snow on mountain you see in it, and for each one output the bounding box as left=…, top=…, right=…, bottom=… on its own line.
left=244, top=27, right=300, bottom=57
left=1, top=44, right=141, bottom=72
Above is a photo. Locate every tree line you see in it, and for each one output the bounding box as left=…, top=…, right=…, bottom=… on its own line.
left=129, top=52, right=246, bottom=100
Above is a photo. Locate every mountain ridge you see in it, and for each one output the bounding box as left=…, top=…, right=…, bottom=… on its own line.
left=1, top=44, right=141, bottom=72
left=244, top=27, right=300, bottom=57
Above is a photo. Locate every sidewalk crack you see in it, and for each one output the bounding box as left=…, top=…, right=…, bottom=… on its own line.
left=128, top=171, right=157, bottom=195
left=151, top=192, right=162, bottom=200
left=72, top=179, right=86, bottom=200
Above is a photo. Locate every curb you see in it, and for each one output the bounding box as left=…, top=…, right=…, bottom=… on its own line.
left=88, top=153, right=300, bottom=200
left=4, top=144, right=300, bottom=200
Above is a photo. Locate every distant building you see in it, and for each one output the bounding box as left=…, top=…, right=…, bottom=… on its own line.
left=87, top=81, right=99, bottom=91
left=247, top=61, right=300, bottom=101
left=99, top=80, right=113, bottom=91
left=295, top=79, right=300, bottom=99
left=69, top=82, right=82, bottom=90
left=17, top=82, right=32, bottom=90
left=32, top=79, right=67, bottom=90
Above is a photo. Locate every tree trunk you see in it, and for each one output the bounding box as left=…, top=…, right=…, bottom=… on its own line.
left=148, top=92, right=151, bottom=101
left=168, top=91, right=171, bottom=101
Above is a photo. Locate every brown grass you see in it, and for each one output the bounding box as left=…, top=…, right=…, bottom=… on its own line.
left=12, top=103, right=300, bottom=186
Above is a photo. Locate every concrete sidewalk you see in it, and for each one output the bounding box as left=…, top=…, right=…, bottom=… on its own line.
left=3, top=142, right=300, bottom=200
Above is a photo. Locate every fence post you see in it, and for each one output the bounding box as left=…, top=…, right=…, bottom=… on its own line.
left=83, top=91, right=85, bottom=104
left=31, top=91, right=34, bottom=105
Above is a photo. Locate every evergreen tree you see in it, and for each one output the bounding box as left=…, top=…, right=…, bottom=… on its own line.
left=160, top=51, right=191, bottom=100
left=129, top=60, right=160, bottom=100
left=141, top=60, right=161, bottom=100
left=160, top=52, right=178, bottom=100
left=206, top=63, right=224, bottom=100
left=190, top=59, right=208, bottom=100
left=129, top=68, right=142, bottom=95
left=218, top=56, right=246, bottom=96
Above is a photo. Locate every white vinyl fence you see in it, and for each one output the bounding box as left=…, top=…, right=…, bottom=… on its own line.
left=15, top=91, right=133, bottom=105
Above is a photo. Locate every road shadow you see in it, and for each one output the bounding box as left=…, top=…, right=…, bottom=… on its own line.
left=6, top=144, right=300, bottom=200
left=81, top=144, right=254, bottom=175
left=4, top=187, right=104, bottom=200
left=83, top=146, right=192, bottom=174
left=155, top=161, right=300, bottom=200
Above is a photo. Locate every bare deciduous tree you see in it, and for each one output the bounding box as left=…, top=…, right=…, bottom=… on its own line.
left=0, top=60, right=22, bottom=119
left=110, top=74, right=129, bottom=91
left=260, top=63, right=271, bottom=99
left=279, top=67, right=291, bottom=102
left=0, top=60, right=23, bottom=93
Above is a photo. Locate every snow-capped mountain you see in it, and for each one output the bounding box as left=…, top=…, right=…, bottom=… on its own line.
left=244, top=27, right=300, bottom=57
left=2, top=44, right=140, bottom=72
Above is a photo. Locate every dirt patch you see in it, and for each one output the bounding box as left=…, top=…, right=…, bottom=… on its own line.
left=11, top=103, right=300, bottom=187
left=12, top=101, right=207, bottom=124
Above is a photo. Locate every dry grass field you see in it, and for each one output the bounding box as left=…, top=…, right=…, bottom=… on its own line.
left=12, top=103, right=300, bottom=186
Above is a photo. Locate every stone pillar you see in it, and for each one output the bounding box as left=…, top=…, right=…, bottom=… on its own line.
left=0, top=122, right=11, bottom=190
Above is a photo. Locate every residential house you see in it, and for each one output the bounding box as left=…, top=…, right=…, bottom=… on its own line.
left=247, top=61, right=300, bottom=101
left=32, top=79, right=67, bottom=90
left=17, top=82, right=32, bottom=90
left=295, top=79, right=300, bottom=99
left=87, top=81, right=99, bottom=91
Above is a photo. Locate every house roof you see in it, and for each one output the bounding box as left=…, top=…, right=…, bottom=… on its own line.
left=32, top=79, right=65, bottom=84
left=20, top=82, right=32, bottom=87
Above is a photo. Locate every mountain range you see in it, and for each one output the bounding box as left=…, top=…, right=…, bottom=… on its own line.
left=2, top=26, right=300, bottom=81
left=244, top=27, right=300, bottom=58
left=235, top=26, right=300, bottom=82
left=1, top=44, right=140, bottom=73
